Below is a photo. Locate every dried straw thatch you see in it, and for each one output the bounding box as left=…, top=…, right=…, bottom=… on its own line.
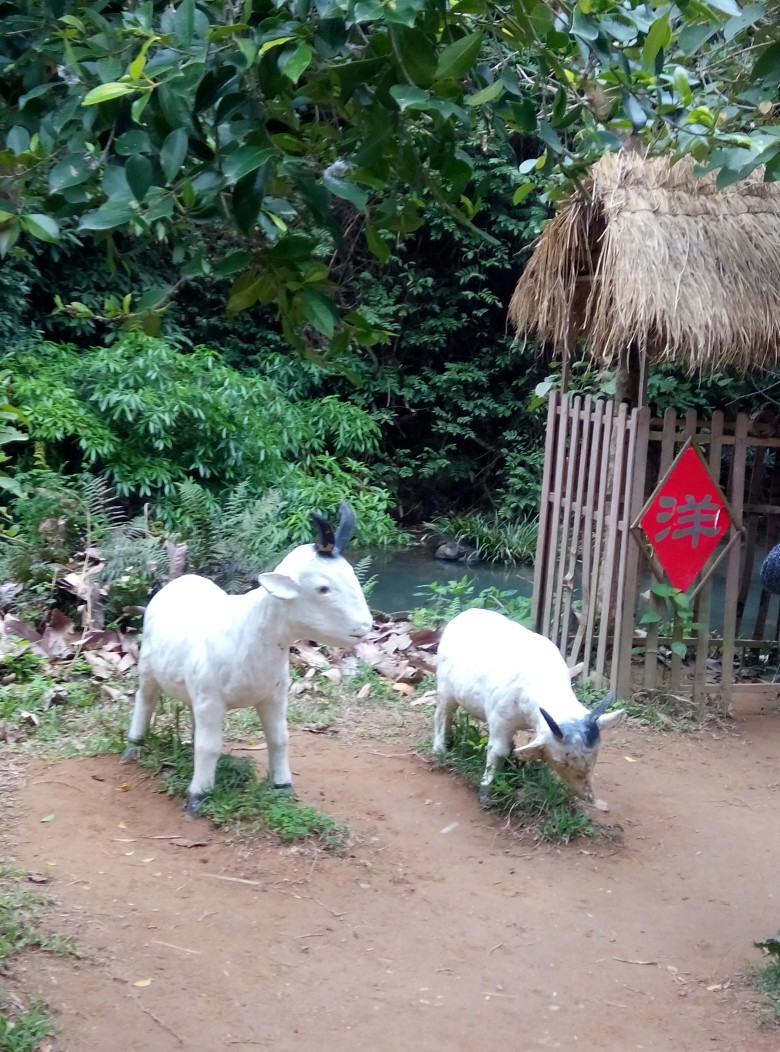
left=508, top=150, right=780, bottom=372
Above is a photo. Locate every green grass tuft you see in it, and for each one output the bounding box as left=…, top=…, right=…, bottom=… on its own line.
left=0, top=864, right=79, bottom=964
left=0, top=999, right=52, bottom=1052
left=0, top=862, right=81, bottom=1052
left=749, top=934, right=780, bottom=1024
left=137, top=726, right=349, bottom=849
left=436, top=712, right=615, bottom=843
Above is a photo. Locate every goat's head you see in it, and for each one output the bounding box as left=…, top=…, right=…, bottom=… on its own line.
left=514, top=692, right=626, bottom=802
left=257, top=501, right=373, bottom=648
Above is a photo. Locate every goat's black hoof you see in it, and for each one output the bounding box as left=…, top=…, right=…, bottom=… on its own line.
left=122, top=742, right=142, bottom=762
left=185, top=793, right=206, bottom=817
left=273, top=782, right=293, bottom=796
left=478, top=785, right=498, bottom=809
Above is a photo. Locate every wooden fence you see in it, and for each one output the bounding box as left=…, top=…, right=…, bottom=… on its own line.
left=533, top=391, right=780, bottom=709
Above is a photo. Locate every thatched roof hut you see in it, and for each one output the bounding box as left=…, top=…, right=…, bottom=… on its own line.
left=508, top=150, right=780, bottom=375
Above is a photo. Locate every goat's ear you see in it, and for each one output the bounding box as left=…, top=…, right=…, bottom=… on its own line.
left=258, top=572, right=301, bottom=600
left=309, top=511, right=335, bottom=556
left=596, top=709, right=626, bottom=730
left=514, top=739, right=546, bottom=762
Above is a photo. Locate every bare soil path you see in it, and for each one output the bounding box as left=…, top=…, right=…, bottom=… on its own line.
left=6, top=717, right=780, bottom=1051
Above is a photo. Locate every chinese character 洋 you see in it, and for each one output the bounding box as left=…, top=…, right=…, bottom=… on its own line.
left=655, top=494, right=722, bottom=548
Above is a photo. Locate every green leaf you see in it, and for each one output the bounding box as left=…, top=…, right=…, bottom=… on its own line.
left=753, top=42, right=780, bottom=86
left=389, top=85, right=430, bottom=111
left=389, top=26, right=437, bottom=87
left=6, top=126, right=30, bottom=155
left=280, top=43, right=313, bottom=84
left=126, top=154, right=154, bottom=202
left=227, top=274, right=266, bottom=318
left=299, top=288, right=338, bottom=338
left=670, top=641, right=688, bottom=658
left=78, top=200, right=137, bottom=231
left=128, top=36, right=157, bottom=81
left=433, top=32, right=483, bottom=82
left=213, top=249, right=249, bottom=277
left=82, top=82, right=138, bottom=105
left=537, top=120, right=565, bottom=153
left=49, top=157, right=90, bottom=193
left=160, top=128, right=189, bottom=182
left=571, top=6, right=599, bottom=41
left=465, top=80, right=503, bottom=107
left=639, top=609, right=662, bottom=625
left=706, top=0, right=741, bottom=14
left=223, top=145, right=274, bottom=184
left=258, top=36, right=293, bottom=55
left=174, top=0, right=195, bottom=47
left=624, top=93, right=647, bottom=131
left=672, top=66, right=691, bottom=107
left=20, top=214, right=60, bottom=243
left=642, top=15, right=670, bottom=71
left=0, top=223, right=20, bottom=257
left=322, top=174, right=368, bottom=209
left=512, top=181, right=534, bottom=204
left=115, top=130, right=152, bottom=156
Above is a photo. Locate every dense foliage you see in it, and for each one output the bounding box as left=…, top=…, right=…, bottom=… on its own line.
left=1, top=0, right=779, bottom=346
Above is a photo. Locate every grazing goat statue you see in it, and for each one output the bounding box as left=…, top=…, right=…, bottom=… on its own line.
left=434, top=609, right=625, bottom=807
left=123, top=501, right=373, bottom=815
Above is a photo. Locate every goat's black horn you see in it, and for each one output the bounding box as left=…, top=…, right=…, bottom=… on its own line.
left=539, top=706, right=564, bottom=741
left=589, top=690, right=614, bottom=722
left=310, top=510, right=335, bottom=556
left=333, top=500, right=356, bottom=555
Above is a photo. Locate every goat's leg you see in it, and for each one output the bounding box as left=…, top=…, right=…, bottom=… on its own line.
left=123, top=670, right=161, bottom=761
left=478, top=724, right=513, bottom=807
left=432, top=692, right=458, bottom=757
left=186, top=701, right=223, bottom=816
left=259, top=701, right=292, bottom=791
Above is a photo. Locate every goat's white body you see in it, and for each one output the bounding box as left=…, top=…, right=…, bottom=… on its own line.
left=434, top=609, right=623, bottom=801
left=126, top=543, right=372, bottom=807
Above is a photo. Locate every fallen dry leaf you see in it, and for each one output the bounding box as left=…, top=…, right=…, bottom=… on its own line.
left=357, top=683, right=372, bottom=700
left=624, top=756, right=638, bottom=763
left=391, top=682, right=416, bottom=697
left=172, top=838, right=209, bottom=849
left=27, top=872, right=50, bottom=884
left=133, top=978, right=152, bottom=988
left=706, top=984, right=722, bottom=992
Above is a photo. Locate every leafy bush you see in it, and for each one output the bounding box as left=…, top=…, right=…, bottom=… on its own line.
left=411, top=576, right=532, bottom=629
left=5, top=333, right=403, bottom=548
left=427, top=510, right=538, bottom=564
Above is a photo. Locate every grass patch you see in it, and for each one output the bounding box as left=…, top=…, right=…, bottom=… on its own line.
left=436, top=712, right=615, bottom=844
left=0, top=862, right=81, bottom=1052
left=748, top=934, right=780, bottom=1025
left=0, top=864, right=78, bottom=963
left=137, top=725, right=349, bottom=850
left=622, top=689, right=731, bottom=732
left=0, top=999, right=52, bottom=1052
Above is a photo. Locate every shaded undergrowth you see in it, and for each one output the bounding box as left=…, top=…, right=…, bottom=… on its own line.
left=435, top=712, right=618, bottom=844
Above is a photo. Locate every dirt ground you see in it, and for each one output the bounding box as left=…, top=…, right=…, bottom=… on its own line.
left=5, top=715, right=780, bottom=1052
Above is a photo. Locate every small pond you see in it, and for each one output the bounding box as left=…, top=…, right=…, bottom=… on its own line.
left=357, top=547, right=534, bottom=614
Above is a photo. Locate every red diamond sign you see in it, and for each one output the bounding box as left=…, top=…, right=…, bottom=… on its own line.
left=639, top=444, right=731, bottom=592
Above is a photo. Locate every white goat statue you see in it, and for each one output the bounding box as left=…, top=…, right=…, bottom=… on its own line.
left=434, top=609, right=625, bottom=806
left=123, top=501, right=373, bottom=815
